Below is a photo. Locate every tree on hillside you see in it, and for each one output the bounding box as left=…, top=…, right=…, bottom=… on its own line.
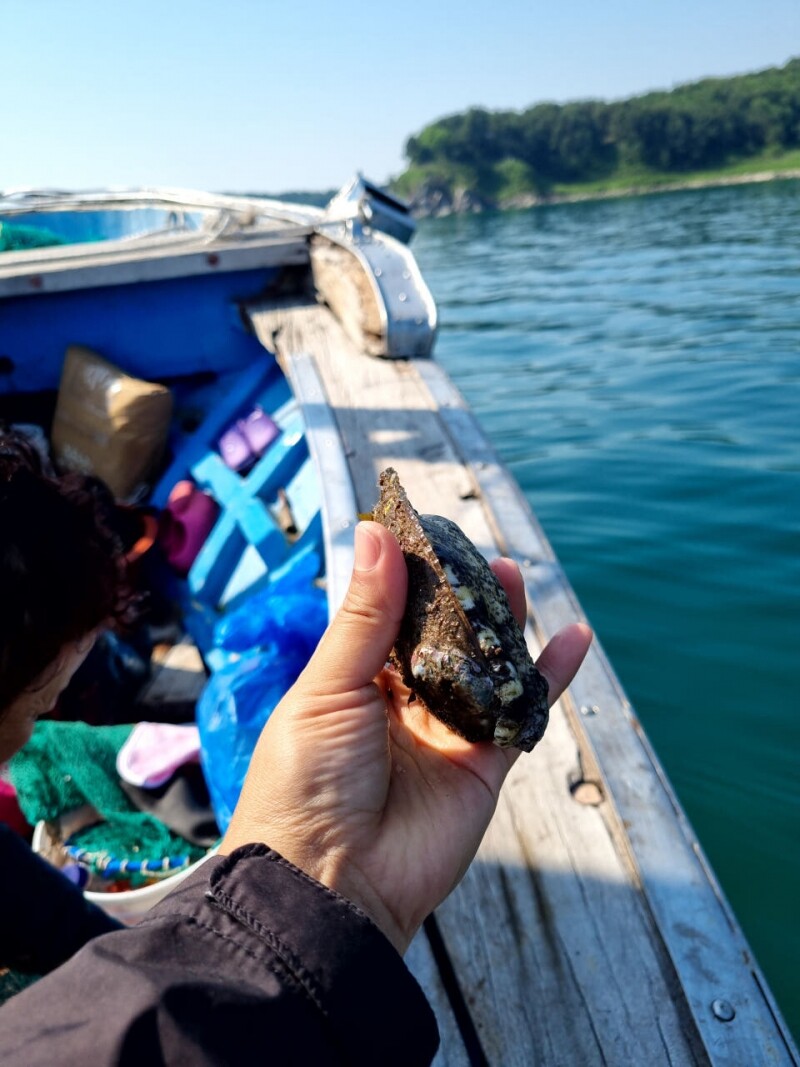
left=401, top=57, right=800, bottom=193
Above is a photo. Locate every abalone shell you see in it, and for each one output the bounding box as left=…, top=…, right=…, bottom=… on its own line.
left=373, top=468, right=549, bottom=751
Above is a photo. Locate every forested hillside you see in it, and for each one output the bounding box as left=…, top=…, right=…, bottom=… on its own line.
left=393, top=58, right=800, bottom=212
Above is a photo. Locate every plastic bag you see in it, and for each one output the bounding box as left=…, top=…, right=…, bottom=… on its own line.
left=196, top=652, right=298, bottom=832
left=213, top=547, right=327, bottom=658
left=197, top=548, right=327, bottom=831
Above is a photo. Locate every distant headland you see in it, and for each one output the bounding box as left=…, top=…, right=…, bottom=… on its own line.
left=388, top=58, right=800, bottom=217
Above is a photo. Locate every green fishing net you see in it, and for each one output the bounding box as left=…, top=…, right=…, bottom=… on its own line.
left=0, top=221, right=66, bottom=252
left=9, top=721, right=205, bottom=886
left=0, top=968, right=40, bottom=1006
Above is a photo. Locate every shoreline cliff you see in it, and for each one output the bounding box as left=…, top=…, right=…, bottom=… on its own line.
left=405, top=168, right=800, bottom=218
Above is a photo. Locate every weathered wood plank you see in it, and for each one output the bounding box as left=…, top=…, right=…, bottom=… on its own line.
left=310, top=237, right=385, bottom=356
left=437, top=700, right=704, bottom=1065
left=310, top=232, right=437, bottom=359
left=405, top=931, right=472, bottom=1067
left=249, top=301, right=482, bottom=536
left=0, top=235, right=309, bottom=298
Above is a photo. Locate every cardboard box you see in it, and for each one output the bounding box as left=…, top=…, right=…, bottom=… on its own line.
left=51, top=345, right=173, bottom=500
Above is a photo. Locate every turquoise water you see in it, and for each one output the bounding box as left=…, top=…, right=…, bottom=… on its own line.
left=412, top=181, right=800, bottom=1041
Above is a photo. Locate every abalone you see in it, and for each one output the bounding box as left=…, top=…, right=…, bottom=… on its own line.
left=373, top=468, right=549, bottom=751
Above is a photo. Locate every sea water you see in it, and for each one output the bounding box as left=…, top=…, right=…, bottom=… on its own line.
left=412, top=180, right=800, bottom=1040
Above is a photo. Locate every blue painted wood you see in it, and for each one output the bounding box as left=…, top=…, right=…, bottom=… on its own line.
left=186, top=408, right=310, bottom=608
left=0, top=269, right=280, bottom=395
left=179, top=499, right=322, bottom=665
left=280, top=455, right=321, bottom=536
left=152, top=360, right=290, bottom=508
left=216, top=457, right=323, bottom=612
left=148, top=364, right=325, bottom=669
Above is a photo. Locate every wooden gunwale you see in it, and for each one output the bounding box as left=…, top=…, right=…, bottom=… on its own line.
left=0, top=233, right=310, bottom=298
left=246, top=295, right=798, bottom=1067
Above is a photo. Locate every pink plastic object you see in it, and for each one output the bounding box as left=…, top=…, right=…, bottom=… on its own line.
left=116, top=722, right=201, bottom=789
left=158, top=480, right=220, bottom=576
left=218, top=406, right=280, bottom=471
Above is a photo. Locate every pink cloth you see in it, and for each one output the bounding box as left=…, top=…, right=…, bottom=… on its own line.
left=116, top=723, right=201, bottom=789
left=0, top=775, right=31, bottom=837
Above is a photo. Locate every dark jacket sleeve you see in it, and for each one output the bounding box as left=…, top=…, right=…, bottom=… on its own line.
left=0, top=824, right=122, bottom=974
left=0, top=843, right=440, bottom=1066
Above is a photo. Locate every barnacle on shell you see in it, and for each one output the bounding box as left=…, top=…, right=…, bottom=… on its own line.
left=372, top=468, right=549, bottom=751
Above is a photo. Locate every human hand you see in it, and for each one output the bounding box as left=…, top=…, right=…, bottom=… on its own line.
left=221, top=521, right=592, bottom=954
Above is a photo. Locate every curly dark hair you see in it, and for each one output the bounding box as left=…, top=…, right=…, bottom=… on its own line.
left=0, top=428, right=138, bottom=713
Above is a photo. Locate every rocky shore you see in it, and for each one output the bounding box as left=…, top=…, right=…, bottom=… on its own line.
left=405, top=168, right=800, bottom=218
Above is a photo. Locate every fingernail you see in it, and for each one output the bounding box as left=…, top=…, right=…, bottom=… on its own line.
left=354, top=522, right=381, bottom=572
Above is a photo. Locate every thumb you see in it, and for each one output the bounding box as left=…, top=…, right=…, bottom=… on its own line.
left=304, top=522, right=408, bottom=697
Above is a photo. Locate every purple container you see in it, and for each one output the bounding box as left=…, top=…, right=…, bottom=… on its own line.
left=218, top=425, right=252, bottom=472
left=218, top=407, right=280, bottom=472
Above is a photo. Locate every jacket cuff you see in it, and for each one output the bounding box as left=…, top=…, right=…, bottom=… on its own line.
left=162, top=843, right=440, bottom=1066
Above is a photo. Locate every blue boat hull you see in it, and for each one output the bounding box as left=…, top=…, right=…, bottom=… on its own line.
left=1, top=269, right=282, bottom=395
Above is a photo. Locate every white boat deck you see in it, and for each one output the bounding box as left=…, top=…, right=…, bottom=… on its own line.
left=247, top=296, right=797, bottom=1067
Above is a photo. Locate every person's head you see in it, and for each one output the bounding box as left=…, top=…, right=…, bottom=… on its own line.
left=0, top=428, right=136, bottom=761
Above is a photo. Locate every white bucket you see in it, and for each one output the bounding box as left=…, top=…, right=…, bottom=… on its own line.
left=32, top=821, right=218, bottom=925
left=84, top=849, right=218, bottom=924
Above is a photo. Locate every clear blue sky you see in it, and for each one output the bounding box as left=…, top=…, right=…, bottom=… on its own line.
left=2, top=0, right=797, bottom=194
